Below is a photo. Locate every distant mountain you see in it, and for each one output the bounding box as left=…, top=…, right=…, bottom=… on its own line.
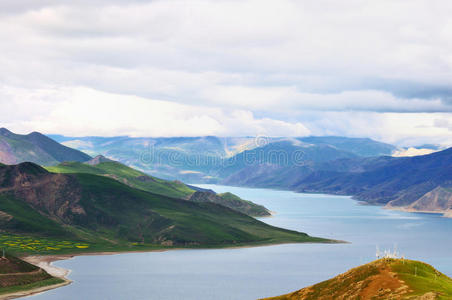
left=293, top=148, right=452, bottom=216
left=48, top=134, right=396, bottom=182
left=222, top=147, right=452, bottom=216
left=298, top=136, right=396, bottom=157
left=220, top=140, right=359, bottom=187
left=0, top=128, right=91, bottom=166
left=85, top=154, right=114, bottom=165
left=46, top=157, right=270, bottom=216
left=263, top=258, right=452, bottom=299
left=0, top=162, right=329, bottom=247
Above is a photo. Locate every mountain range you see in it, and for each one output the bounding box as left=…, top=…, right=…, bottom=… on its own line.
left=292, top=148, right=452, bottom=216
left=222, top=147, right=452, bottom=217
left=48, top=134, right=397, bottom=182
left=2, top=127, right=450, bottom=224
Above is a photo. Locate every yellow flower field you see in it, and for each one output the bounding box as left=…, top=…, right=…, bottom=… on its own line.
left=0, top=234, right=89, bottom=253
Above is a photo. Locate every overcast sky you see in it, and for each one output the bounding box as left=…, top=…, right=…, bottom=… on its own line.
left=1, top=0, right=451, bottom=146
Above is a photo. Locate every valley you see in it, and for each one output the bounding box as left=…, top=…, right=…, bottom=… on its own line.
left=0, top=128, right=450, bottom=299
left=51, top=132, right=452, bottom=218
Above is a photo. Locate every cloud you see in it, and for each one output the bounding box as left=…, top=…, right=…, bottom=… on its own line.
left=0, top=0, right=451, bottom=145
left=2, top=0, right=452, bottom=108
left=0, top=86, right=310, bottom=137
left=1, top=85, right=450, bottom=147
left=434, top=118, right=452, bottom=131
left=301, top=111, right=452, bottom=146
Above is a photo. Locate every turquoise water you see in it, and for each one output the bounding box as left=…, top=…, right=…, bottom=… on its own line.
left=30, top=185, right=452, bottom=299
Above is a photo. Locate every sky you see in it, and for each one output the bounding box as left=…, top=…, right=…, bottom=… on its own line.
left=0, top=0, right=451, bottom=146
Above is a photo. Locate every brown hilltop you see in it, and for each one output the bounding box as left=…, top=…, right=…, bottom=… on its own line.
left=262, top=258, right=452, bottom=300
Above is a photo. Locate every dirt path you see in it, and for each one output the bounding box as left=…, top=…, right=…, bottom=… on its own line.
left=0, top=269, right=43, bottom=277
left=360, top=264, right=409, bottom=299
left=22, top=255, right=73, bottom=278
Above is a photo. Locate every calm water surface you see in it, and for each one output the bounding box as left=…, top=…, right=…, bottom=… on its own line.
left=30, top=185, right=452, bottom=300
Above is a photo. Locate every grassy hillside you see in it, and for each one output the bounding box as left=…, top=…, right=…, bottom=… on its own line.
left=46, top=160, right=193, bottom=199
left=45, top=159, right=270, bottom=216
left=263, top=258, right=452, bottom=300
left=187, top=191, right=270, bottom=217
left=0, top=163, right=333, bottom=255
left=0, top=253, right=65, bottom=296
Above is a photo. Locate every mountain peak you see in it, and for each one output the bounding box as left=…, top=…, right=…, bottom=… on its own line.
left=0, top=127, right=12, bottom=136
left=28, top=131, right=45, bottom=137
left=0, top=128, right=91, bottom=165
left=85, top=155, right=114, bottom=165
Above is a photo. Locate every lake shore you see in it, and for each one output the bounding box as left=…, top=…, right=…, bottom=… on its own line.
left=1, top=249, right=174, bottom=300
left=384, top=205, right=452, bottom=218
left=0, top=280, right=71, bottom=300
left=6, top=237, right=344, bottom=299
left=0, top=255, right=73, bottom=300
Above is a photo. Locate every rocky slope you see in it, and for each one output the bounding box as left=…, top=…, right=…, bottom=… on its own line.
left=397, top=186, right=452, bottom=215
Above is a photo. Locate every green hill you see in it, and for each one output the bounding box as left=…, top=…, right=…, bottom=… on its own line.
left=46, top=158, right=194, bottom=199
left=263, top=258, right=452, bottom=300
left=0, top=162, right=332, bottom=254
left=0, top=253, right=66, bottom=296
left=188, top=191, right=270, bottom=217
left=45, top=157, right=270, bottom=216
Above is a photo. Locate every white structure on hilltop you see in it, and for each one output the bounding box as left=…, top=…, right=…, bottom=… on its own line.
left=376, top=245, right=404, bottom=259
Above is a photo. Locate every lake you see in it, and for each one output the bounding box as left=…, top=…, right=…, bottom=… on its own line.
left=29, top=185, right=452, bottom=299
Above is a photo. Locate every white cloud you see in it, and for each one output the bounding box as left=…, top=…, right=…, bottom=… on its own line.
left=301, top=111, right=452, bottom=146
left=392, top=148, right=437, bottom=157
left=0, top=86, right=310, bottom=137
left=0, top=0, right=452, bottom=145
